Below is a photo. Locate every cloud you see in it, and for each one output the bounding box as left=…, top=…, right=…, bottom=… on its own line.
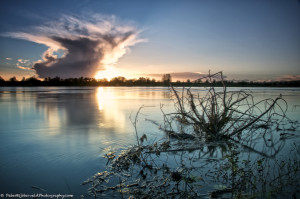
left=146, top=72, right=209, bottom=81
left=145, top=72, right=229, bottom=82
left=5, top=14, right=143, bottom=78
left=146, top=72, right=201, bottom=81
left=17, top=59, right=30, bottom=64
left=17, top=65, right=33, bottom=70
left=275, top=75, right=300, bottom=81
left=16, top=58, right=32, bottom=70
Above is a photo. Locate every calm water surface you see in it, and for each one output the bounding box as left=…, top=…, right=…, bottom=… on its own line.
left=0, top=87, right=299, bottom=197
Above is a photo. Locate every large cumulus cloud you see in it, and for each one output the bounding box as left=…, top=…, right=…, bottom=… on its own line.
left=6, top=14, right=143, bottom=78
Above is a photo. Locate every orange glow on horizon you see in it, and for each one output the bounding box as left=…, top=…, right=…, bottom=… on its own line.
left=95, top=66, right=124, bottom=81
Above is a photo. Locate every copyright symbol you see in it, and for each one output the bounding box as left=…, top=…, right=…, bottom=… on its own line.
left=0, top=194, right=4, bottom=198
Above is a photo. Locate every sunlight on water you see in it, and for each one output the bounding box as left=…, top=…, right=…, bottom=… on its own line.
left=96, top=87, right=126, bottom=130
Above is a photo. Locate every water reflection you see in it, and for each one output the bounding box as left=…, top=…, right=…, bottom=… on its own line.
left=33, top=87, right=169, bottom=136
left=37, top=92, right=89, bottom=125
left=0, top=87, right=171, bottom=196
left=96, top=87, right=126, bottom=130
left=34, top=88, right=126, bottom=137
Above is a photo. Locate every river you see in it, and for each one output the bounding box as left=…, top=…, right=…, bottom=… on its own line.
left=0, top=87, right=299, bottom=197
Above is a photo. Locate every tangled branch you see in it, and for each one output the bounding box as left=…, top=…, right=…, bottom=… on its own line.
left=162, top=71, right=292, bottom=142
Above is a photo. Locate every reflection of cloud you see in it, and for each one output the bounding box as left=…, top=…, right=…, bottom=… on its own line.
left=35, top=89, right=128, bottom=135
left=33, top=88, right=171, bottom=138
left=36, top=92, right=98, bottom=127
left=5, top=14, right=144, bottom=78
left=37, top=101, right=65, bottom=135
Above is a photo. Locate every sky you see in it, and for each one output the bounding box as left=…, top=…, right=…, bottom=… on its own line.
left=0, top=0, right=299, bottom=81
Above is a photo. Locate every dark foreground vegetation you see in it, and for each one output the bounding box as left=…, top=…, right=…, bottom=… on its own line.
left=83, top=72, right=300, bottom=198
left=1, top=75, right=300, bottom=87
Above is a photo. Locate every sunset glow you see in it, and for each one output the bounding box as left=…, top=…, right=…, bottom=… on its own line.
left=0, top=1, right=299, bottom=81
left=95, top=66, right=124, bottom=80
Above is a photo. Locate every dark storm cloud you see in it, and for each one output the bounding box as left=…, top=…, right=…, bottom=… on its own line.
left=34, top=37, right=101, bottom=78
left=5, top=14, right=143, bottom=78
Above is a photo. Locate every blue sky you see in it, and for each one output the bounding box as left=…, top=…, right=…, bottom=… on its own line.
left=0, top=0, right=299, bottom=81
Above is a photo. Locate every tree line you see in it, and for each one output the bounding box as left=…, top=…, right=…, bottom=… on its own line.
left=0, top=75, right=299, bottom=87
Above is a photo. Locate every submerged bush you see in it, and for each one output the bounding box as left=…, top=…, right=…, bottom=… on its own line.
left=161, top=71, right=292, bottom=142
left=83, top=140, right=300, bottom=198
left=84, top=71, right=300, bottom=198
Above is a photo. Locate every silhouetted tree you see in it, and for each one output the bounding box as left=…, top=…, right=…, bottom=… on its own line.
left=162, top=74, right=172, bottom=83
left=1, top=74, right=300, bottom=87
left=0, top=76, right=5, bottom=86
left=9, top=76, right=17, bottom=82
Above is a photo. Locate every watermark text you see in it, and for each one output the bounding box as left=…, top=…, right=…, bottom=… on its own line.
left=0, top=193, right=73, bottom=198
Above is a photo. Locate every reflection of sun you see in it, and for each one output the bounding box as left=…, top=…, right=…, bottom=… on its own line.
left=95, top=66, right=123, bottom=81
left=95, top=87, right=126, bottom=130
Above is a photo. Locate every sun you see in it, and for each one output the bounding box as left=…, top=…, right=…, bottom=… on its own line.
left=95, top=66, right=124, bottom=81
